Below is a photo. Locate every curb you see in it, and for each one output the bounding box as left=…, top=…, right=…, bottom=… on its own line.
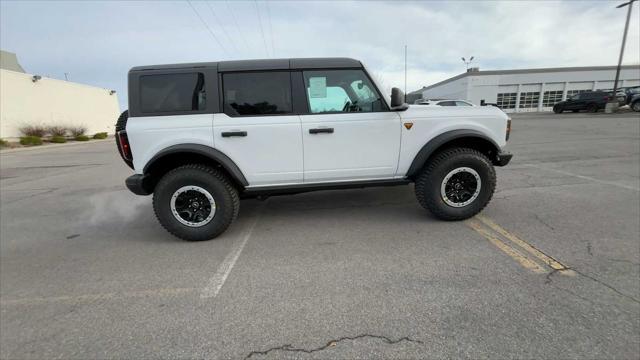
left=0, top=137, right=113, bottom=154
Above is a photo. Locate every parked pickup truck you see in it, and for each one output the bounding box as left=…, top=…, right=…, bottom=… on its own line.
left=116, top=58, right=512, bottom=241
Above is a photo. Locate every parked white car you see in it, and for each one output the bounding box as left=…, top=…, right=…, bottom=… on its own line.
left=414, top=99, right=475, bottom=106
left=116, top=58, right=512, bottom=241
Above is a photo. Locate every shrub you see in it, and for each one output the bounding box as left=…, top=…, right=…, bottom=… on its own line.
left=50, top=135, right=67, bottom=143
left=75, top=135, right=90, bottom=141
left=0, top=139, right=8, bottom=148
left=93, top=132, right=108, bottom=139
left=69, top=126, right=87, bottom=137
left=19, top=125, right=47, bottom=137
left=20, top=136, right=43, bottom=146
left=46, top=125, right=68, bottom=137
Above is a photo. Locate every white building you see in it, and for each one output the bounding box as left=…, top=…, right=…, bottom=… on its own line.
left=0, top=50, right=120, bottom=139
left=411, top=65, right=640, bottom=113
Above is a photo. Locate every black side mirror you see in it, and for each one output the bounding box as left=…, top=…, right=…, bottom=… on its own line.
left=390, top=87, right=409, bottom=111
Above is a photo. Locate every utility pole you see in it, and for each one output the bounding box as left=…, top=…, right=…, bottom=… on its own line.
left=612, top=0, right=636, bottom=98
left=404, top=45, right=407, bottom=102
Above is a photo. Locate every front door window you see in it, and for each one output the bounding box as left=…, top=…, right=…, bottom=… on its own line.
left=302, top=69, right=386, bottom=113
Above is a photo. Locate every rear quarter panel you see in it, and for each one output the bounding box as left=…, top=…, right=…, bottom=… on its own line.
left=126, top=114, right=214, bottom=174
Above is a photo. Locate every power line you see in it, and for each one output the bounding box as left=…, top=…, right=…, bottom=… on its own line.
left=186, top=0, right=229, bottom=58
left=225, top=0, right=251, bottom=54
left=253, top=0, right=269, bottom=57
left=204, top=1, right=239, bottom=55
left=265, top=1, right=275, bottom=57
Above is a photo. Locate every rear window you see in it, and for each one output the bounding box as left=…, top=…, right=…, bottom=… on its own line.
left=139, top=73, right=206, bottom=113
left=222, top=72, right=292, bottom=116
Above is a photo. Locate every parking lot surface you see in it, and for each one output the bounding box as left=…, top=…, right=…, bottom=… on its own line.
left=1, top=112, right=639, bottom=359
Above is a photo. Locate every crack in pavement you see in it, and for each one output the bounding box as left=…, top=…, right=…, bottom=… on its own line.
left=545, top=267, right=640, bottom=305
left=244, top=334, right=423, bottom=359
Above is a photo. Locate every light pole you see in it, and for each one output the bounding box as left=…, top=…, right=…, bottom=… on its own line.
left=461, top=56, right=474, bottom=71
left=611, top=0, right=637, bottom=108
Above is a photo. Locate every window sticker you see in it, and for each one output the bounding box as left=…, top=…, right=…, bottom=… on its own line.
left=309, top=77, right=327, bottom=98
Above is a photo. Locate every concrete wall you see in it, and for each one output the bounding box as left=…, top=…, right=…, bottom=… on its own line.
left=0, top=69, right=120, bottom=139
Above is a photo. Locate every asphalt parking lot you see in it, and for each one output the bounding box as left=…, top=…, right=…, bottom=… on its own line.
left=1, top=112, right=639, bottom=359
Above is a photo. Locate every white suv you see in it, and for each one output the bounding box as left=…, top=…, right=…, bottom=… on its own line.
left=116, top=58, right=512, bottom=241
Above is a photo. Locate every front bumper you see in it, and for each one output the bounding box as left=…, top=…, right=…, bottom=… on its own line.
left=494, top=151, right=513, bottom=166
left=125, top=174, right=153, bottom=195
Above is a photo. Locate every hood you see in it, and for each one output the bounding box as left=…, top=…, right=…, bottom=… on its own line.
left=399, top=104, right=508, bottom=120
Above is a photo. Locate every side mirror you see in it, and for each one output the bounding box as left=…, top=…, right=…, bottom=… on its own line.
left=390, top=87, right=409, bottom=111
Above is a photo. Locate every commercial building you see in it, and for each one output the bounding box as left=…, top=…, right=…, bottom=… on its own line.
left=409, top=65, right=640, bottom=113
left=0, top=50, right=120, bottom=139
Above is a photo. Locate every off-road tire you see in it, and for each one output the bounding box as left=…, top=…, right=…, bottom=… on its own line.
left=414, top=148, right=496, bottom=221
left=153, top=164, right=240, bottom=241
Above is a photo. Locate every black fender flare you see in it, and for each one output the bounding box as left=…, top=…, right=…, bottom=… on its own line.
left=143, top=144, right=249, bottom=187
left=405, top=129, right=500, bottom=178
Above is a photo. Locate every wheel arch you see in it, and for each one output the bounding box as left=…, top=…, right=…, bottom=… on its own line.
left=406, top=130, right=501, bottom=179
left=143, top=144, right=248, bottom=192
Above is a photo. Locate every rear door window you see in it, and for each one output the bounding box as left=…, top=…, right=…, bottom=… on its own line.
left=139, top=73, right=206, bottom=113
left=438, top=101, right=456, bottom=106
left=222, top=72, right=292, bottom=116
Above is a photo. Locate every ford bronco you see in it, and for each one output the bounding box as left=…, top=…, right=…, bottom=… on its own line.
left=116, top=58, right=512, bottom=241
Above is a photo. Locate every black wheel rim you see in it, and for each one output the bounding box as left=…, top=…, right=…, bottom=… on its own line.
left=440, top=167, right=481, bottom=207
left=170, top=186, right=216, bottom=227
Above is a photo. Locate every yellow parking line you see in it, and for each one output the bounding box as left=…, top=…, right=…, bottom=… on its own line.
left=466, top=220, right=547, bottom=273
left=476, top=215, right=573, bottom=276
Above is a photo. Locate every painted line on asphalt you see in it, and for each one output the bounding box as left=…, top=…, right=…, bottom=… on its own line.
left=476, top=215, right=569, bottom=271
left=0, top=287, right=196, bottom=306
left=467, top=219, right=547, bottom=273
left=200, top=203, right=266, bottom=299
left=523, top=164, right=639, bottom=192
left=467, top=216, right=575, bottom=276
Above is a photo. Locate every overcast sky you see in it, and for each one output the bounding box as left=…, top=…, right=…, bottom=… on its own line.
left=1, top=0, right=639, bottom=109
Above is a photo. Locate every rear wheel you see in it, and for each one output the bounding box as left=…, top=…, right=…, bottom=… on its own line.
left=414, top=148, right=496, bottom=220
left=153, top=164, right=239, bottom=241
left=632, top=100, right=640, bottom=112
left=587, top=104, right=598, bottom=113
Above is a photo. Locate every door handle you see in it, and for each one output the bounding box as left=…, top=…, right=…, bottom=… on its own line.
left=309, top=127, right=334, bottom=134
left=221, top=131, right=247, bottom=137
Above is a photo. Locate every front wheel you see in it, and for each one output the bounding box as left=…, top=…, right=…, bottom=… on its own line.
left=153, top=164, right=239, bottom=241
left=414, top=148, right=496, bottom=221
left=553, top=105, right=563, bottom=114
left=587, top=104, right=598, bottom=113
left=632, top=100, right=640, bottom=112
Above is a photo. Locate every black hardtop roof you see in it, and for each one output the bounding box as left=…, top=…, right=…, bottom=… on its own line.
left=129, top=57, right=362, bottom=72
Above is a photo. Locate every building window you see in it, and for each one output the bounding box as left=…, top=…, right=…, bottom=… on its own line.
left=566, top=89, right=591, bottom=98
left=542, top=90, right=563, bottom=107
left=519, top=92, right=540, bottom=108
left=496, top=93, right=517, bottom=109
